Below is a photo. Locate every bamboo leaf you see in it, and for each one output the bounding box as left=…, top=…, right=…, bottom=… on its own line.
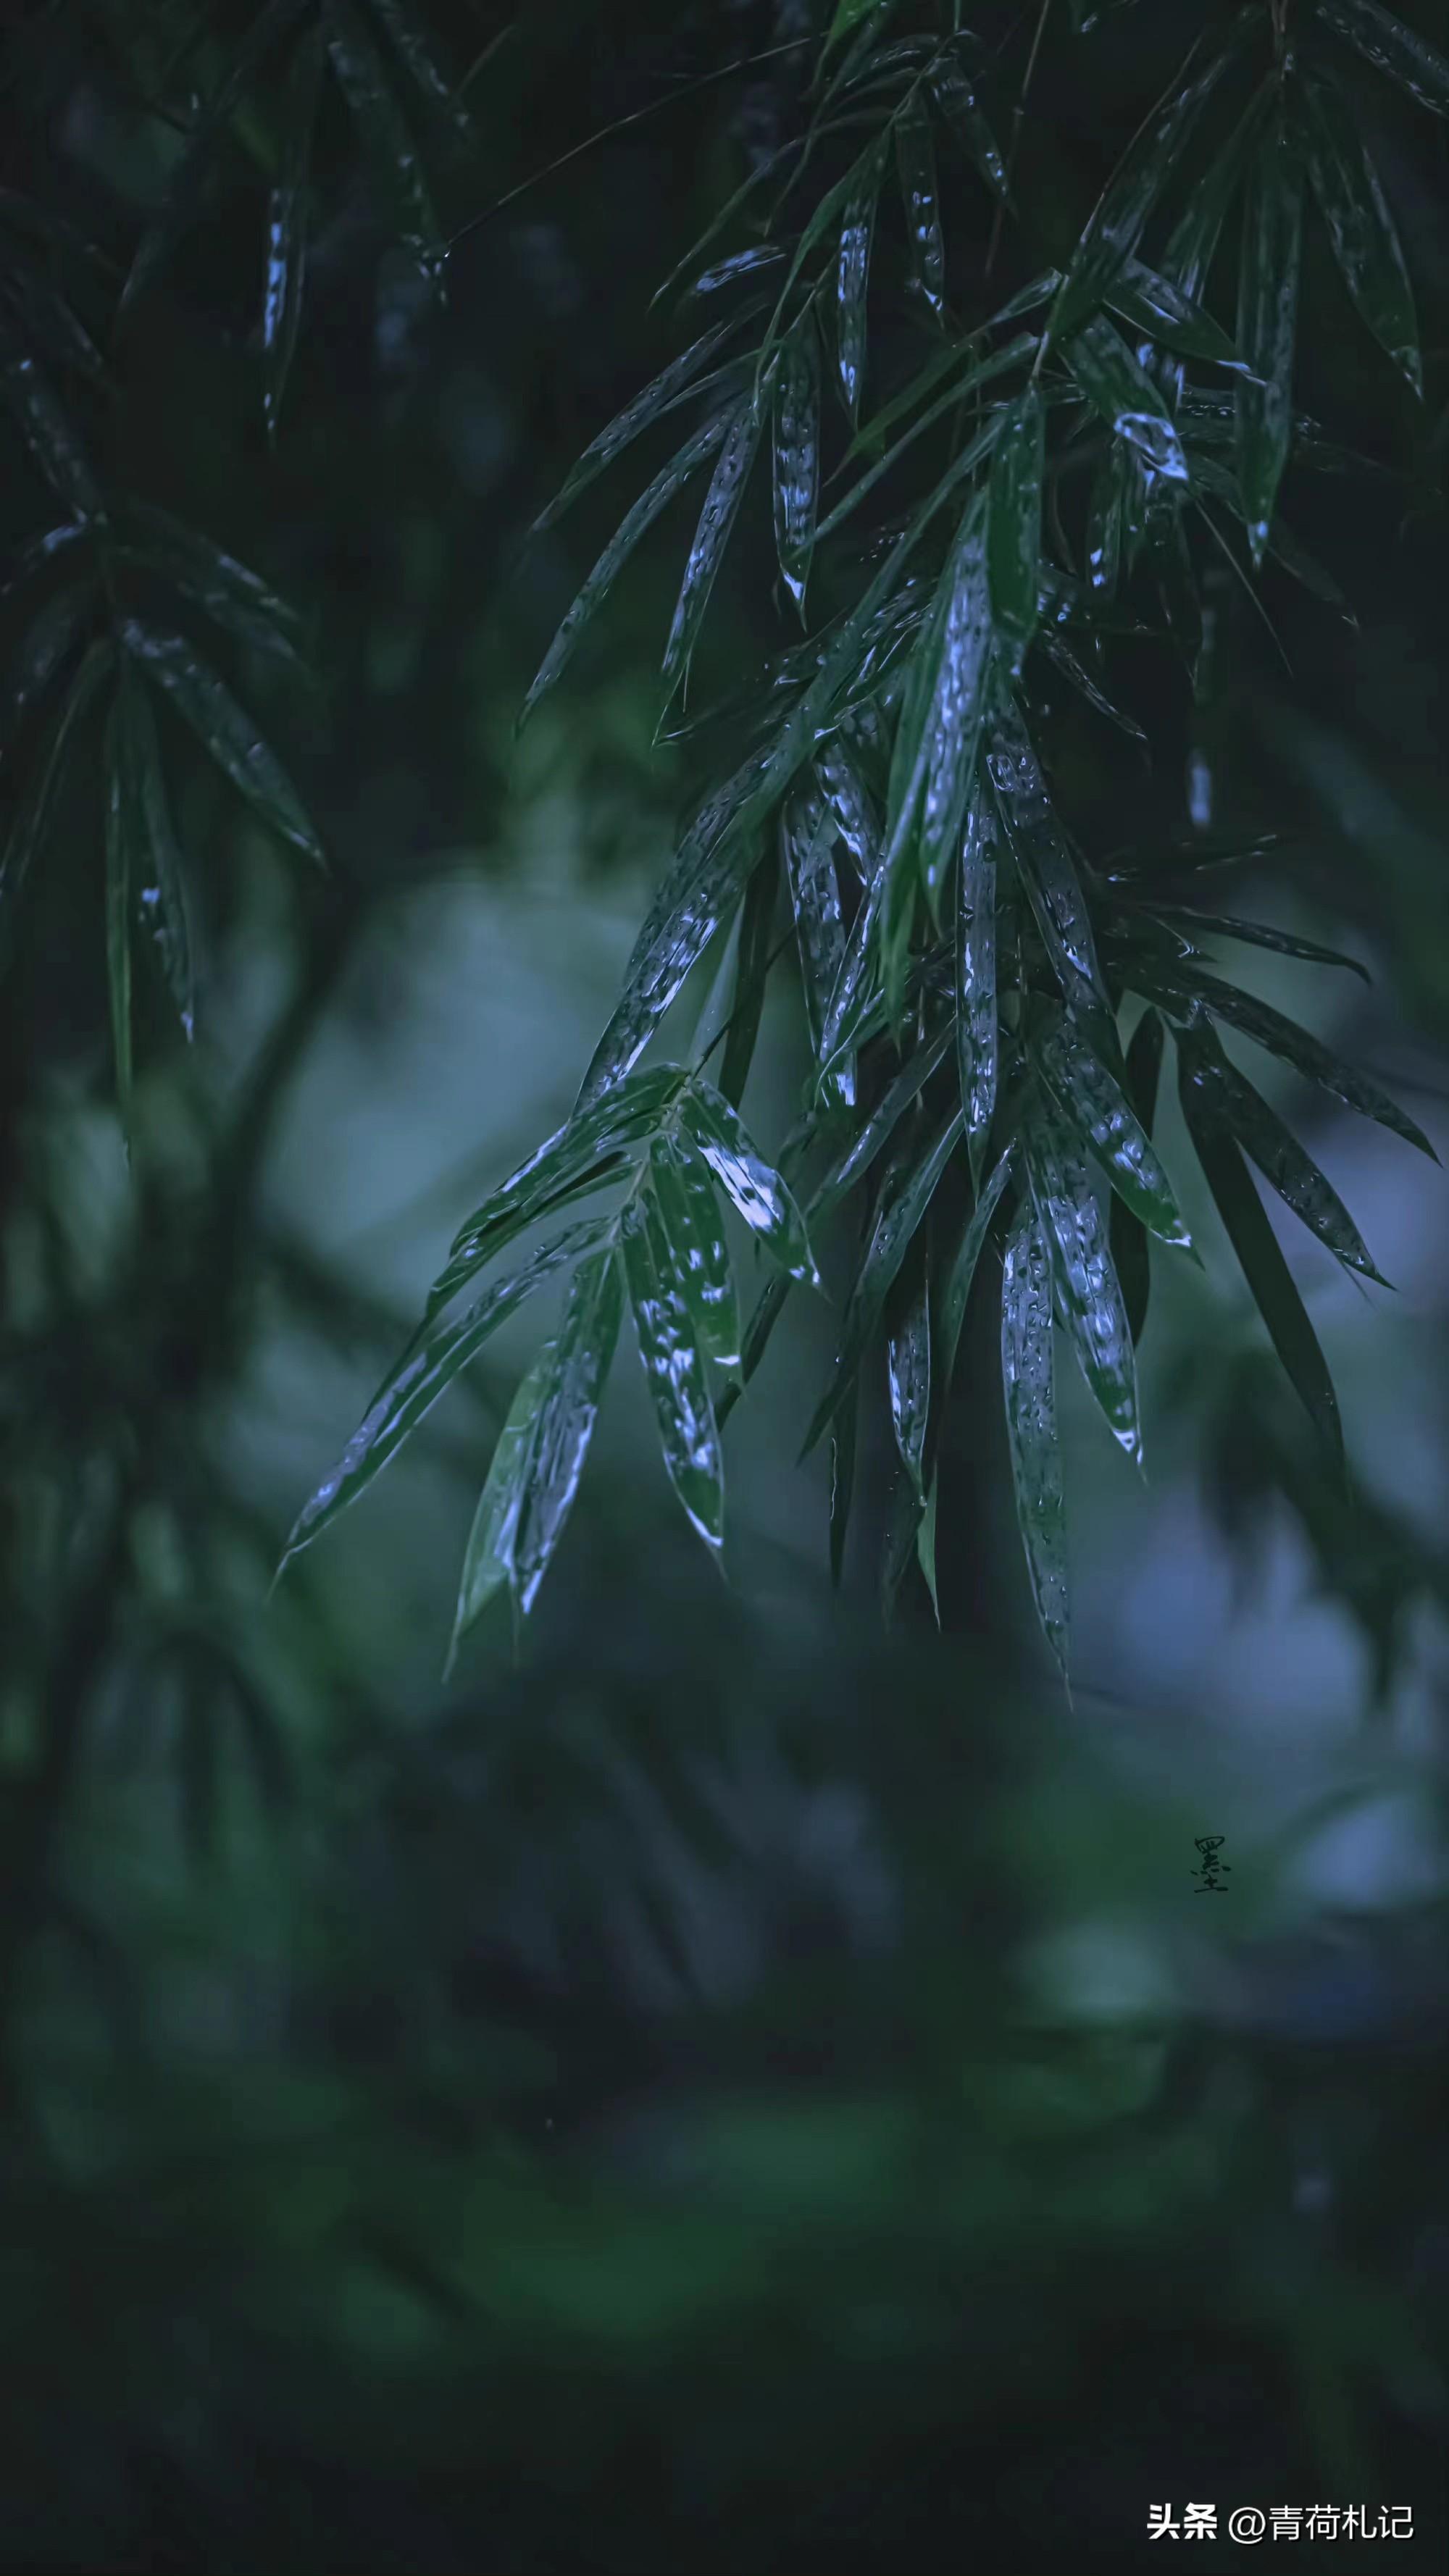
left=534, top=307, right=761, bottom=532
left=1001, top=1195, right=1069, bottom=1681
left=938, top=1139, right=1015, bottom=1392
left=801, top=1101, right=961, bottom=1455
left=0, top=637, right=113, bottom=925
left=836, top=138, right=885, bottom=422
left=782, top=784, right=853, bottom=1106
left=1178, top=1041, right=1343, bottom=1458
left=126, top=669, right=195, bottom=1042
left=1032, top=1013, right=1190, bottom=1245
left=1025, top=1111, right=1141, bottom=1461
left=364, top=0, right=471, bottom=128
left=813, top=1019, right=954, bottom=1217
left=1236, top=111, right=1304, bottom=566
left=661, top=389, right=767, bottom=708
left=1064, top=312, right=1189, bottom=483
left=719, top=848, right=777, bottom=1108
left=987, top=383, right=1044, bottom=678
left=1104, top=255, right=1245, bottom=368
left=882, top=490, right=993, bottom=1009
left=1150, top=906, right=1371, bottom=983
left=262, top=21, right=323, bottom=446
left=622, top=1189, right=725, bottom=1551
left=0, top=349, right=103, bottom=522
left=121, top=0, right=306, bottom=317
left=1161, top=85, right=1271, bottom=302
left=117, top=501, right=305, bottom=664
left=956, top=771, right=999, bottom=1181
left=103, top=675, right=136, bottom=1145
left=930, top=52, right=1010, bottom=202
left=887, top=1255, right=931, bottom=1498
left=680, top=1079, right=820, bottom=1284
left=1107, top=1006, right=1164, bottom=1346
left=829, top=1381, right=859, bottom=1588
left=986, top=701, right=1108, bottom=1016
left=0, top=579, right=91, bottom=757
left=1179, top=1021, right=1390, bottom=1285
left=324, top=0, right=445, bottom=277
left=1136, top=959, right=1437, bottom=1161
left=521, top=412, right=731, bottom=727
left=1316, top=0, right=1449, bottom=117
left=512, top=1248, right=624, bottom=1610
left=282, top=1217, right=614, bottom=1563
left=1300, top=61, right=1421, bottom=395
left=649, top=1132, right=742, bottom=1376
left=448, top=1347, right=559, bottom=1663
left=119, top=620, right=323, bottom=864
left=895, top=88, right=945, bottom=319
left=772, top=314, right=820, bottom=619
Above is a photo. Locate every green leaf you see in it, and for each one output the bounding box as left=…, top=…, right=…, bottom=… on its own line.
left=649, top=1131, right=742, bottom=1377
left=987, top=384, right=1044, bottom=679
left=103, top=675, right=137, bottom=1144
left=801, top=1102, right=962, bottom=1455
left=324, top=0, right=444, bottom=277
left=1040, top=632, right=1148, bottom=746
left=661, top=389, right=767, bottom=708
left=956, top=772, right=999, bottom=1181
left=772, top=314, right=820, bottom=619
left=916, top=1473, right=940, bottom=1625
left=1178, top=1042, right=1343, bottom=1458
left=534, top=309, right=760, bottom=532
left=1161, top=85, right=1270, bottom=303
left=816, top=348, right=1019, bottom=548
left=1236, top=111, right=1304, bottom=566
left=1025, top=1113, right=1141, bottom=1462
left=813, top=1019, right=954, bottom=1216
left=282, top=1216, right=614, bottom=1563
left=1064, top=313, right=1188, bottom=483
left=1104, top=256, right=1244, bottom=368
left=1107, top=1006, right=1164, bottom=1346
left=120, top=620, right=323, bottom=863
left=126, top=668, right=196, bottom=1042
left=829, top=1383, right=859, bottom=1588
left=364, top=0, right=471, bottom=127
left=1300, top=61, right=1421, bottom=395
left=117, top=501, right=305, bottom=664
left=836, top=139, right=884, bottom=422
left=880, top=1465, right=926, bottom=1626
left=719, top=848, right=776, bottom=1108
left=895, top=88, right=945, bottom=319
left=120, top=0, right=306, bottom=317
left=682, top=247, right=787, bottom=301
left=430, top=1066, right=684, bottom=1320
left=1049, top=27, right=1245, bottom=340
left=782, top=785, right=853, bottom=1106
left=1001, top=1195, right=1069, bottom=1682
left=938, top=1140, right=1016, bottom=1393
left=0, top=349, right=103, bottom=522
left=716, top=1271, right=794, bottom=1433
left=680, top=1079, right=819, bottom=1284
left=0, top=580, right=91, bottom=757
left=512, top=1249, right=624, bottom=1611
left=887, top=1255, right=931, bottom=1499
left=622, top=1189, right=724, bottom=1550
left=882, top=490, right=993, bottom=1000
left=521, top=411, right=731, bottom=727
left=0, top=636, right=113, bottom=925
left=986, top=702, right=1108, bottom=1017
left=1150, top=906, right=1371, bottom=984
left=1, top=251, right=107, bottom=386
left=262, top=21, right=324, bottom=446
left=446, top=1351, right=550, bottom=1667
left=1316, top=0, right=1449, bottom=117
left=1085, top=448, right=1124, bottom=595
left=1032, top=1013, right=1190, bottom=1245
left=930, top=52, right=1010, bottom=202
left=1179, top=1020, right=1390, bottom=1285
left=815, top=736, right=883, bottom=883
left=1137, top=961, right=1437, bottom=1161
left=827, top=0, right=889, bottom=49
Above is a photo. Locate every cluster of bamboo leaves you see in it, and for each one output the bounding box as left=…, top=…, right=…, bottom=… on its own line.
left=4, top=0, right=1445, bottom=1683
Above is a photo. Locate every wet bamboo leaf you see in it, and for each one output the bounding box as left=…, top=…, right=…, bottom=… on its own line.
left=522, top=412, right=730, bottom=727
left=1107, top=1006, right=1163, bottom=1345
left=1300, top=62, right=1421, bottom=395
left=836, top=145, right=881, bottom=425
left=987, top=703, right=1108, bottom=1015
left=1033, top=1013, right=1190, bottom=1245
left=1316, top=0, right=1449, bottom=117
left=1085, top=448, right=1124, bottom=595
left=681, top=1079, right=819, bottom=1284
left=895, top=89, right=945, bottom=319
left=534, top=309, right=760, bottom=532
left=815, top=735, right=882, bottom=882
left=1104, top=256, right=1244, bottom=367
left=1140, top=960, right=1436, bottom=1160
left=433, top=1066, right=684, bottom=1318
left=880, top=1466, right=926, bottom=1626
left=817, top=348, right=1019, bottom=548
left=119, top=620, right=322, bottom=864
left=930, top=53, right=1010, bottom=202
left=325, top=0, right=444, bottom=277
left=987, top=384, right=1044, bottom=677
left=827, top=0, right=890, bottom=48
left=1161, top=87, right=1270, bottom=304
left=1040, top=633, right=1147, bottom=745
left=103, top=677, right=136, bottom=1144
left=0, top=637, right=112, bottom=923
left=813, top=1019, right=954, bottom=1217
left=782, top=785, right=853, bottom=1105
left=365, top=0, right=470, bottom=127
left=283, top=1216, right=614, bottom=1563
left=1064, top=313, right=1188, bottom=483
left=772, top=316, right=820, bottom=619
left=888, top=1256, right=931, bottom=1497
left=1, top=259, right=106, bottom=385
left=1001, top=1195, right=1069, bottom=1681
left=801, top=1102, right=962, bottom=1455
left=956, top=773, right=999, bottom=1178
left=1178, top=1045, right=1343, bottom=1457
left=0, top=349, right=103, bottom=522
left=719, top=848, right=777, bottom=1108
left=121, top=0, right=305, bottom=316
left=0, top=521, right=89, bottom=606
left=0, top=580, right=91, bottom=756
left=1025, top=1113, right=1140, bottom=1460
left=126, top=669, right=195, bottom=1041
left=717, top=1271, right=795, bottom=1431
left=882, top=490, right=993, bottom=1002
left=661, top=390, right=766, bottom=708
left=939, top=1140, right=1016, bottom=1392
left=829, top=1381, right=859, bottom=1588
left=512, top=1248, right=624, bottom=1610
left=262, top=21, right=323, bottom=446
left=622, top=1189, right=724, bottom=1550
left=1236, top=111, right=1304, bottom=566
left=683, top=247, right=787, bottom=300
left=650, top=1131, right=741, bottom=1376
left=1151, top=906, right=1370, bottom=983
left=1180, top=1021, right=1389, bottom=1284
left=117, top=501, right=305, bottom=664
left=447, top=1347, right=553, bottom=1661
left=1050, top=28, right=1245, bottom=339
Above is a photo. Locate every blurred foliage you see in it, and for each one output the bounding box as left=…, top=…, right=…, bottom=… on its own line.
left=0, top=1, right=1448, bottom=2569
